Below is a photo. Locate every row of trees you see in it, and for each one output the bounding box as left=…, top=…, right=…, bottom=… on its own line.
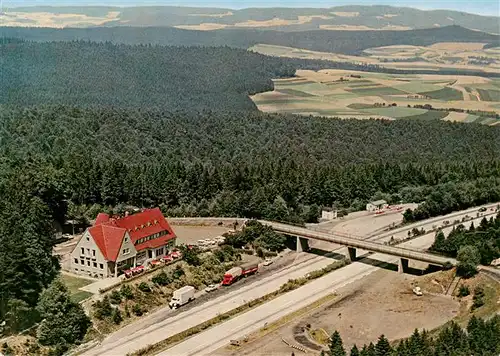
left=324, top=315, right=500, bottom=356
left=431, top=214, right=500, bottom=272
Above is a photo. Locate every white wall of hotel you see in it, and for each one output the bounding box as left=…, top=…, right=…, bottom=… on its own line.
left=70, top=230, right=177, bottom=278
left=70, top=230, right=115, bottom=278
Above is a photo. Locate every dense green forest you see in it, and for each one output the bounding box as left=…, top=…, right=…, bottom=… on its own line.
left=0, top=41, right=296, bottom=111
left=431, top=214, right=500, bottom=265
left=1, top=25, right=498, bottom=55
left=325, top=315, right=500, bottom=356
left=1, top=106, right=500, bottom=225
left=2, top=40, right=498, bottom=113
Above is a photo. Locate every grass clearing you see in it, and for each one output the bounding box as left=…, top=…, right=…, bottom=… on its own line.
left=394, top=82, right=443, bottom=93
left=464, top=114, right=480, bottom=123
left=363, top=106, right=427, bottom=118
left=349, top=86, right=408, bottom=96
left=348, top=103, right=376, bottom=109
left=309, top=327, right=331, bottom=345
left=61, top=273, right=94, bottom=302
left=403, top=110, right=450, bottom=120
left=420, top=87, right=463, bottom=101
left=477, top=89, right=500, bottom=102
left=276, top=89, right=316, bottom=97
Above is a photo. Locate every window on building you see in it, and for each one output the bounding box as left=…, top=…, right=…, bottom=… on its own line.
left=100, top=274, right=104, bottom=278
left=75, top=269, right=78, bottom=272
left=80, top=259, right=84, bottom=265
left=87, top=248, right=90, bottom=255
left=74, top=258, right=78, bottom=264
left=81, top=247, right=84, bottom=255
left=123, top=248, right=130, bottom=255
left=87, top=261, right=90, bottom=266
left=93, top=262, right=97, bottom=268
left=92, top=249, right=96, bottom=257
left=100, top=263, right=104, bottom=269
left=86, top=235, right=89, bottom=241
left=125, top=236, right=129, bottom=243
left=157, top=247, right=164, bottom=256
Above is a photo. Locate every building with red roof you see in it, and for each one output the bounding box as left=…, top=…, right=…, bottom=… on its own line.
left=70, top=208, right=177, bottom=278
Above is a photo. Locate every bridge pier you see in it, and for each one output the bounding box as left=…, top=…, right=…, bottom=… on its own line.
left=398, top=258, right=409, bottom=274
left=296, top=236, right=309, bottom=253
left=347, top=247, right=357, bottom=262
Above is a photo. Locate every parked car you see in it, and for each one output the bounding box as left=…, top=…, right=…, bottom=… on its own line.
left=171, top=250, right=182, bottom=259
left=479, top=207, right=487, bottom=212
left=204, top=284, right=219, bottom=292
left=263, top=259, right=273, bottom=266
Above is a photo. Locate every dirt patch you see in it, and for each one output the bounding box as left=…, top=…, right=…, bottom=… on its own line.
left=320, top=24, right=411, bottom=31
left=219, top=269, right=459, bottom=355
left=172, top=225, right=232, bottom=245
left=235, top=15, right=332, bottom=28
left=428, top=42, right=486, bottom=51
left=443, top=112, right=469, bottom=122
left=331, top=11, right=360, bottom=17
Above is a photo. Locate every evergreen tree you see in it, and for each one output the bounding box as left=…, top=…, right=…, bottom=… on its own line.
left=329, top=330, right=346, bottom=356
left=36, top=279, right=91, bottom=346
left=432, top=230, right=446, bottom=251
left=375, top=335, right=392, bottom=356
left=350, top=345, right=360, bottom=356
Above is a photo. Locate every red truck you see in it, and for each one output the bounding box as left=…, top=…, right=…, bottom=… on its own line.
left=222, top=262, right=259, bottom=286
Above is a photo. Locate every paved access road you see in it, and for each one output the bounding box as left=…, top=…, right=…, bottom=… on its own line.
left=162, top=206, right=499, bottom=356
left=83, top=254, right=335, bottom=355
left=159, top=232, right=448, bottom=356
left=82, top=203, right=498, bottom=355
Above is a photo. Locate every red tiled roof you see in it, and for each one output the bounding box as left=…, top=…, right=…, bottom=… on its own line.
left=95, top=213, right=110, bottom=226
left=88, top=224, right=126, bottom=262
left=90, top=208, right=176, bottom=261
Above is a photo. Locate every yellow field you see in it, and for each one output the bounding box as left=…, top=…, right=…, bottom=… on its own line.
left=251, top=70, right=500, bottom=125
left=175, top=23, right=229, bottom=31
left=0, top=11, right=120, bottom=28
left=319, top=24, right=412, bottom=31
left=330, top=11, right=360, bottom=17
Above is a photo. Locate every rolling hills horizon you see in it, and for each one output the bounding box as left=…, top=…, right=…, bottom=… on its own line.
left=1, top=5, right=499, bottom=34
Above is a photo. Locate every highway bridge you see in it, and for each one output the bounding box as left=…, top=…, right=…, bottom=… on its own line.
left=259, top=220, right=457, bottom=273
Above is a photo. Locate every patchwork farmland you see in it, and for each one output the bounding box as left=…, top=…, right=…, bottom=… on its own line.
left=250, top=42, right=500, bottom=74
left=251, top=69, right=500, bottom=124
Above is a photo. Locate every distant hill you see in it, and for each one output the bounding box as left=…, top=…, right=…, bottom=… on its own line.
left=0, top=41, right=296, bottom=111
left=2, top=25, right=498, bottom=56
left=2, top=5, right=499, bottom=34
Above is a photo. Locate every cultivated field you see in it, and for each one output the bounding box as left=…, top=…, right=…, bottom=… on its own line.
left=0, top=11, right=120, bottom=28
left=250, top=43, right=500, bottom=74
left=251, top=69, right=500, bottom=124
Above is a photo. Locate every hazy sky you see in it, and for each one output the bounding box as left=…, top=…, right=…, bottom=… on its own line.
left=3, top=0, right=500, bottom=16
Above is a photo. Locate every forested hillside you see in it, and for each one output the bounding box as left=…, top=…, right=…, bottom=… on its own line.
left=2, top=40, right=499, bottom=113
left=0, top=41, right=295, bottom=111
left=2, top=25, right=498, bottom=55
left=1, top=106, right=500, bottom=223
